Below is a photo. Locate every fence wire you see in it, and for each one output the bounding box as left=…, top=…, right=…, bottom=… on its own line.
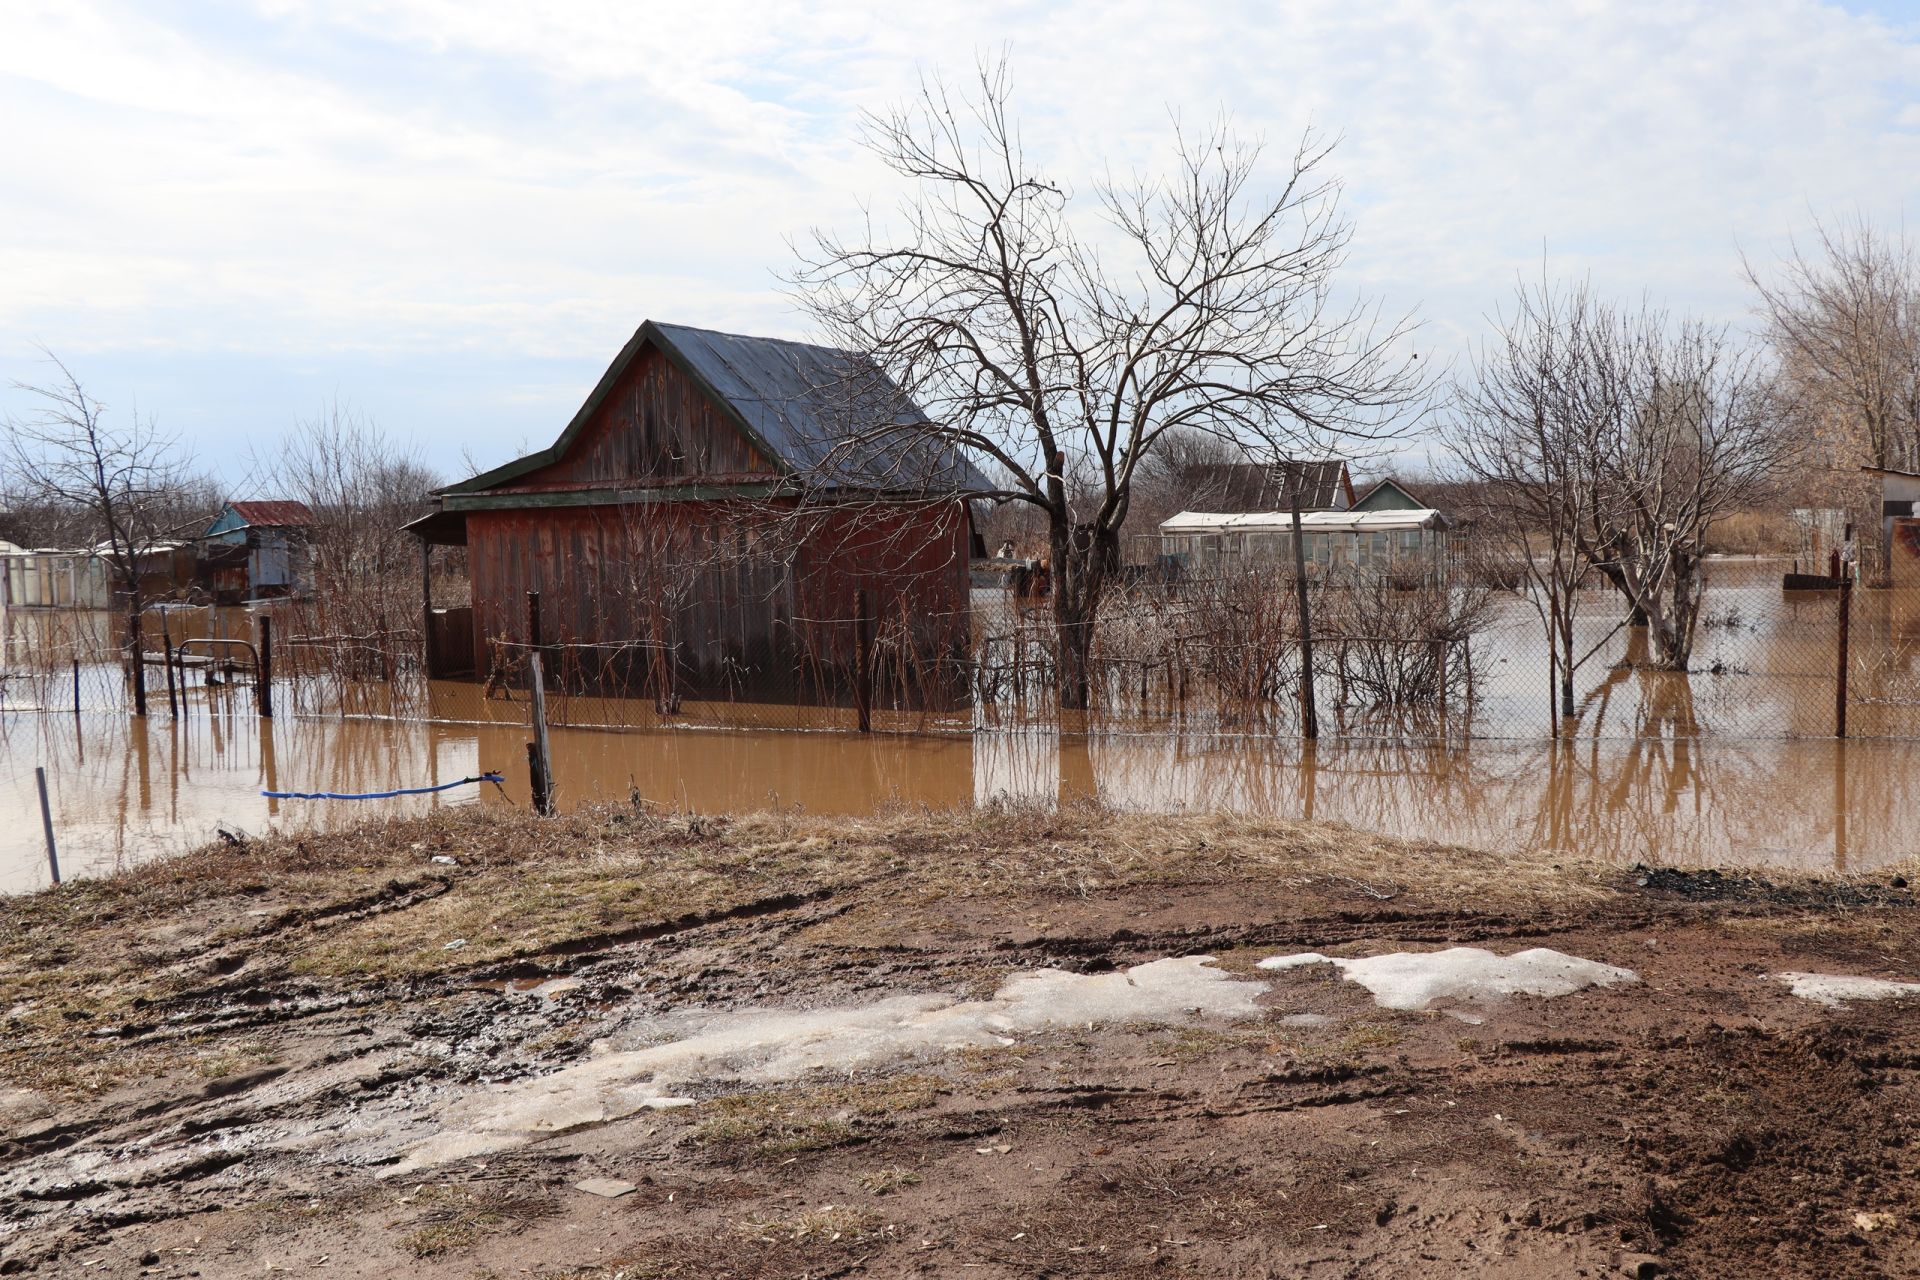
left=1, top=557, right=1913, bottom=745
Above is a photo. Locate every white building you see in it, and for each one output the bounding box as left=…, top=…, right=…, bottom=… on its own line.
left=1158, top=508, right=1451, bottom=574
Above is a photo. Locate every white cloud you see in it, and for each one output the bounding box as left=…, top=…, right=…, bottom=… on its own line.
left=1, top=0, right=1917, bottom=471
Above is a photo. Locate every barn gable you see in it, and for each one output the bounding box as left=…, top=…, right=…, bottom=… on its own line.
left=442, top=320, right=987, bottom=506
left=505, top=343, right=775, bottom=491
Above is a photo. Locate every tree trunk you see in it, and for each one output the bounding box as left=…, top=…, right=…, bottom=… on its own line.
left=1649, top=552, right=1701, bottom=672
left=1556, top=604, right=1575, bottom=722
left=1050, top=521, right=1113, bottom=711
left=125, top=596, right=147, bottom=717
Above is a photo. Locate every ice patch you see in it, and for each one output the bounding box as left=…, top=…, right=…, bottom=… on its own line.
left=397, top=956, right=1263, bottom=1171
left=1774, top=972, right=1920, bottom=1008
left=1258, top=946, right=1638, bottom=1011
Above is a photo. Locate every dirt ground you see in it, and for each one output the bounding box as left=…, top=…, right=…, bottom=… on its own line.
left=5, top=805, right=1920, bottom=1278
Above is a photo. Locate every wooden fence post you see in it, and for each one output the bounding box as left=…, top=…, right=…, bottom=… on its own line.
left=854, top=589, right=874, bottom=734
left=1836, top=575, right=1852, bottom=739
left=160, top=612, right=178, bottom=717
left=1289, top=495, right=1318, bottom=740
left=529, top=651, right=555, bottom=814
left=256, top=615, right=274, bottom=719
left=421, top=540, right=436, bottom=680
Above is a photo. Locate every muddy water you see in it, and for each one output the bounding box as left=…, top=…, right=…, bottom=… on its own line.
left=3, top=696, right=1916, bottom=892
left=7, top=559, right=1920, bottom=889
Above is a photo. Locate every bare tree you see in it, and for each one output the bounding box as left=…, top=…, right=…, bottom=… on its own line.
left=1448, top=280, right=1610, bottom=720
left=1579, top=310, right=1790, bottom=668
left=265, top=404, right=440, bottom=682
left=1746, top=215, right=1920, bottom=472
left=794, top=60, right=1423, bottom=708
left=1744, top=215, right=1920, bottom=583
left=1449, top=280, right=1792, bottom=699
left=3, top=354, right=205, bottom=715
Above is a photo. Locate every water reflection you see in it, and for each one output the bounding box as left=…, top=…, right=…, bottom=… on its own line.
left=4, top=702, right=1911, bottom=892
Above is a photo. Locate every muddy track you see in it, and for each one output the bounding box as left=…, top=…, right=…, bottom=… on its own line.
left=12, top=817, right=1920, bottom=1277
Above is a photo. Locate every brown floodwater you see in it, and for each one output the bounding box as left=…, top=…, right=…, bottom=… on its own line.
left=6, top=560, right=1920, bottom=891
left=2, top=691, right=1915, bottom=893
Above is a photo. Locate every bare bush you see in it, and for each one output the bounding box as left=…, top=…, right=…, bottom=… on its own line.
left=265, top=404, right=441, bottom=696
left=3, top=354, right=212, bottom=714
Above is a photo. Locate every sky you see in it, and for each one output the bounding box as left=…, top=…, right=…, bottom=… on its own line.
left=3, top=0, right=1920, bottom=485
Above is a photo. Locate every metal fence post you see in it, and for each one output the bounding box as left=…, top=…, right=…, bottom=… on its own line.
left=71, top=659, right=81, bottom=717
left=35, top=767, right=59, bottom=885
left=1836, top=575, right=1852, bottom=739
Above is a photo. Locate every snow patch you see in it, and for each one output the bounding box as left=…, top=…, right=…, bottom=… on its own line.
left=398, top=956, right=1263, bottom=1171
left=1774, top=972, right=1920, bottom=1008
left=1258, top=946, right=1638, bottom=1011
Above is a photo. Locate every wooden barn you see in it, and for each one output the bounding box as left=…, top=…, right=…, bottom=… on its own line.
left=408, top=321, right=988, bottom=709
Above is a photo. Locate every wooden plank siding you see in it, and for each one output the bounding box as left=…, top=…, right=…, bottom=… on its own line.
left=445, top=324, right=978, bottom=711
left=505, top=346, right=774, bottom=492
left=466, top=498, right=970, bottom=706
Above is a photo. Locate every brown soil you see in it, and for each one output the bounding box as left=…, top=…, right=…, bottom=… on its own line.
left=4, top=807, right=1920, bottom=1278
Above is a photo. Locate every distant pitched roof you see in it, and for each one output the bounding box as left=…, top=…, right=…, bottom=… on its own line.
left=445, top=320, right=990, bottom=497
left=1161, top=508, right=1448, bottom=534
left=1353, top=477, right=1431, bottom=511
left=222, top=501, right=315, bottom=528
left=1176, top=460, right=1352, bottom=512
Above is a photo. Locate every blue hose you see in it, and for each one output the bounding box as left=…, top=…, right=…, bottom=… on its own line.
left=262, top=772, right=504, bottom=801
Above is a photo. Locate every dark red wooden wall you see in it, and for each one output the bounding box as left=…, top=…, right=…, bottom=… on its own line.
left=510, top=346, right=774, bottom=491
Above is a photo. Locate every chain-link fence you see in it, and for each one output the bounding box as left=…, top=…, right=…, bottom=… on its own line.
left=3, top=556, right=1913, bottom=744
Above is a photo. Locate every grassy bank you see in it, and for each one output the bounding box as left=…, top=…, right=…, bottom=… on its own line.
left=0, top=803, right=1617, bottom=1095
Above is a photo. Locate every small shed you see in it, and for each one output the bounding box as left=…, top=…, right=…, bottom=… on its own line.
left=413, top=320, right=989, bottom=706
left=199, top=501, right=314, bottom=603
left=1159, top=508, right=1451, bottom=574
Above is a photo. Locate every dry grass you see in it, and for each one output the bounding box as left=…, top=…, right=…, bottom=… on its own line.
left=390, top=1181, right=557, bottom=1259
left=691, top=1075, right=945, bottom=1156
left=2, top=798, right=1879, bottom=1097
left=856, top=1165, right=922, bottom=1195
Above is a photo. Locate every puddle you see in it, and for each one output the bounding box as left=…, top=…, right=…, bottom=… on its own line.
left=1259, top=947, right=1639, bottom=1011
left=397, top=956, right=1262, bottom=1170
left=1773, top=972, right=1920, bottom=1007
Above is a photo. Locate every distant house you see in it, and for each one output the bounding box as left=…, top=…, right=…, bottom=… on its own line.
left=0, top=546, right=108, bottom=609
left=1158, top=508, right=1451, bottom=575
left=0, top=541, right=195, bottom=610
left=1351, top=477, right=1430, bottom=513
left=199, top=501, right=315, bottom=603
left=1177, top=459, right=1355, bottom=513
left=409, top=320, right=989, bottom=703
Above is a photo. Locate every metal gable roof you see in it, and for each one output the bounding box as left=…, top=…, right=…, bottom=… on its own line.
left=444, top=321, right=991, bottom=497
left=1160, top=508, right=1449, bottom=534
left=211, top=501, right=315, bottom=532
left=1176, top=460, right=1352, bottom=512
